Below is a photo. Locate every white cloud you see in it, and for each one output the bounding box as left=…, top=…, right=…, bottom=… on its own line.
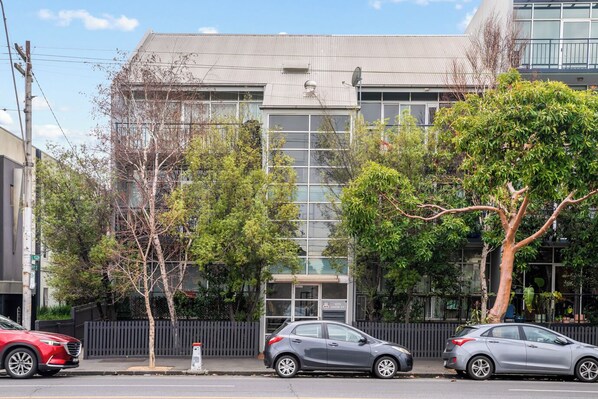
left=32, top=96, right=50, bottom=111
left=279, top=32, right=288, bottom=35
left=369, top=0, right=472, bottom=8
left=38, top=9, right=139, bottom=31
left=370, top=0, right=382, bottom=10
left=33, top=124, right=64, bottom=139
left=0, top=110, right=14, bottom=127
left=459, top=8, right=476, bottom=31
left=198, top=27, right=218, bottom=34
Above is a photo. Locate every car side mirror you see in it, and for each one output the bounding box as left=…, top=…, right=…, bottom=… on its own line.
left=555, top=337, right=568, bottom=345
left=359, top=337, right=368, bottom=345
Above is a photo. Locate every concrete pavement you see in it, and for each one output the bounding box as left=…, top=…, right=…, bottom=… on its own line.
left=58, top=356, right=453, bottom=377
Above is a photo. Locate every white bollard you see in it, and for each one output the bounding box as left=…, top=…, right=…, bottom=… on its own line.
left=191, top=342, right=202, bottom=371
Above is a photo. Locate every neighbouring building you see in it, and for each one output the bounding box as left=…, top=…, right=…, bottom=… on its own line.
left=119, top=0, right=598, bottom=347
left=0, top=127, right=57, bottom=323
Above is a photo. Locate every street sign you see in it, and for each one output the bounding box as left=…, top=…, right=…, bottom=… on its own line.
left=31, top=254, right=40, bottom=261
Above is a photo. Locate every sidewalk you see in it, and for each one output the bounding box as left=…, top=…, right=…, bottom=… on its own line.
left=61, top=357, right=454, bottom=377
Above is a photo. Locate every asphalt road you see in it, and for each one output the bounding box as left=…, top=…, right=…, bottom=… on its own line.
left=1, top=375, right=597, bottom=399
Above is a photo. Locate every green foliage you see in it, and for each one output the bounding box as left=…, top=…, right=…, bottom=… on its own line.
left=36, top=148, right=113, bottom=306
left=338, top=115, right=470, bottom=321
left=37, top=305, right=72, bottom=321
left=523, top=286, right=535, bottom=313
left=172, top=120, right=300, bottom=321
left=438, top=69, right=598, bottom=206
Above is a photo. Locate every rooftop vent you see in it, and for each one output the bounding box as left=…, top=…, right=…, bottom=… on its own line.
left=282, top=62, right=310, bottom=73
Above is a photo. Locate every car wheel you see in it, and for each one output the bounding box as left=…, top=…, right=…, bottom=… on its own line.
left=5, top=348, right=37, bottom=379
left=467, top=355, right=493, bottom=381
left=374, top=356, right=398, bottom=379
left=575, top=358, right=598, bottom=383
left=38, top=369, right=61, bottom=377
left=275, top=355, right=299, bottom=378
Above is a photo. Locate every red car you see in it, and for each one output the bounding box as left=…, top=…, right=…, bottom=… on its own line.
left=0, top=314, right=81, bottom=378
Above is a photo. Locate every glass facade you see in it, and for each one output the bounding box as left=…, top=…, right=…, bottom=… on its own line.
left=515, top=2, right=598, bottom=68
left=359, top=91, right=442, bottom=127
left=267, top=114, right=350, bottom=275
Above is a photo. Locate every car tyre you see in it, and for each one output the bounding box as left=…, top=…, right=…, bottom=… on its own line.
left=467, top=355, right=493, bottom=381
left=275, top=355, right=299, bottom=378
left=575, top=357, right=598, bottom=383
left=38, top=369, right=61, bottom=377
left=5, top=347, right=37, bottom=379
left=374, top=356, right=398, bottom=379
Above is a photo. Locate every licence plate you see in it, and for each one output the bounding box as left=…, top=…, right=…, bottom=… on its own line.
left=72, top=357, right=79, bottom=363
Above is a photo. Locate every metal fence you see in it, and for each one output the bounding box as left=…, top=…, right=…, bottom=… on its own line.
left=83, top=320, right=598, bottom=359
left=355, top=322, right=461, bottom=358
left=84, top=320, right=260, bottom=359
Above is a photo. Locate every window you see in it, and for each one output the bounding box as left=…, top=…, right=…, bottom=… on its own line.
left=294, top=323, right=323, bottom=339
left=522, top=326, right=560, bottom=344
left=327, top=324, right=364, bottom=343
left=490, top=326, right=520, bottom=340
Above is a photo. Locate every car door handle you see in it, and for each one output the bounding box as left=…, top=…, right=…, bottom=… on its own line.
left=527, top=344, right=538, bottom=348
left=328, top=342, right=338, bottom=347
left=292, top=339, right=302, bottom=343
left=488, top=340, right=499, bottom=343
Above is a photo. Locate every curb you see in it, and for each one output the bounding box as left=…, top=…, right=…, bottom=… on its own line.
left=60, top=370, right=456, bottom=378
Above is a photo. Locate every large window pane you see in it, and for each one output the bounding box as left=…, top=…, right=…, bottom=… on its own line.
left=534, top=4, right=561, bottom=19
left=295, top=301, right=318, bottom=317
left=309, top=185, right=341, bottom=202
left=311, top=115, right=350, bottom=132
left=211, top=103, right=237, bottom=119
left=533, top=21, right=560, bottom=39
left=308, top=258, right=348, bottom=274
left=308, top=221, right=334, bottom=238
left=308, top=240, right=329, bottom=256
left=266, top=300, right=291, bottom=316
left=267, top=283, right=292, bottom=299
left=271, top=132, right=309, bottom=149
left=384, top=104, right=401, bottom=125
left=563, top=3, right=590, bottom=19
left=514, top=4, right=532, bottom=19
left=360, top=103, right=382, bottom=123
left=270, top=115, right=309, bottom=131
left=295, top=185, right=308, bottom=202
left=322, top=283, right=347, bottom=299
left=410, top=105, right=426, bottom=125
left=310, top=133, right=349, bottom=149
left=282, top=150, right=308, bottom=166
left=309, top=203, right=339, bottom=220
left=295, top=285, right=319, bottom=299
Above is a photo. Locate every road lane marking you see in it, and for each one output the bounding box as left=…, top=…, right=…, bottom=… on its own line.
left=0, top=385, right=235, bottom=388
left=510, top=389, right=598, bottom=394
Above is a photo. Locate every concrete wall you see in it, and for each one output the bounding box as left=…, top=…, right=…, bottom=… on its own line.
left=466, top=0, right=513, bottom=35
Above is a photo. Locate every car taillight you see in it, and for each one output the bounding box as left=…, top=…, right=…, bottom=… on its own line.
left=268, top=336, right=283, bottom=345
left=451, top=337, right=476, bottom=346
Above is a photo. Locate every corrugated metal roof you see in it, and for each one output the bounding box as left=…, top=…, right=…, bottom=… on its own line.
left=134, top=33, right=470, bottom=108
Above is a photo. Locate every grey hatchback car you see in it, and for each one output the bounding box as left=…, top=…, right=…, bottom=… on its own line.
left=443, top=323, right=598, bottom=382
left=264, top=320, right=413, bottom=378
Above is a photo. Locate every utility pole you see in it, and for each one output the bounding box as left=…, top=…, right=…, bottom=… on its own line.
left=14, top=40, right=33, bottom=330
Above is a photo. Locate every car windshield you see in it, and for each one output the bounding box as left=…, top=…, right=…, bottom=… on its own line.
left=0, top=315, right=26, bottom=330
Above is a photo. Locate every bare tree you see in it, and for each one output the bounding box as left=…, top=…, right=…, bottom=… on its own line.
left=448, top=13, right=525, bottom=99
left=94, top=53, right=203, bottom=363
left=445, top=13, right=526, bottom=321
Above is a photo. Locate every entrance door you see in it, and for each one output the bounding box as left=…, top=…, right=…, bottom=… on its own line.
left=294, top=285, right=319, bottom=321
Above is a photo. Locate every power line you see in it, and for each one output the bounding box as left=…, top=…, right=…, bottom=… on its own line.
left=32, top=72, right=75, bottom=151
left=0, top=0, right=25, bottom=144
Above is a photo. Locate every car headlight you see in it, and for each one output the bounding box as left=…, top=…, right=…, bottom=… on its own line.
left=40, top=339, right=63, bottom=346
left=391, top=345, right=411, bottom=355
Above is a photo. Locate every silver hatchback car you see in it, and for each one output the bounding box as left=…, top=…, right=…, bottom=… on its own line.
left=443, top=323, right=598, bottom=382
left=264, top=320, right=413, bottom=378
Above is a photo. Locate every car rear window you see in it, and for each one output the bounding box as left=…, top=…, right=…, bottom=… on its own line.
left=454, top=326, right=476, bottom=337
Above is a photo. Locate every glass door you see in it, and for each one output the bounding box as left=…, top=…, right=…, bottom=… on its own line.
left=562, top=21, right=591, bottom=68
left=294, top=284, right=319, bottom=321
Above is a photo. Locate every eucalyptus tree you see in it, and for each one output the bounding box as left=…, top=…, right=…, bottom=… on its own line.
left=363, top=70, right=598, bottom=322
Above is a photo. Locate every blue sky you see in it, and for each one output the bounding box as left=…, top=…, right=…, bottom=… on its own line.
left=0, top=0, right=480, bottom=152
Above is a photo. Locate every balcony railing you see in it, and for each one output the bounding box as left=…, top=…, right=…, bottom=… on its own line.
left=517, top=38, right=598, bottom=70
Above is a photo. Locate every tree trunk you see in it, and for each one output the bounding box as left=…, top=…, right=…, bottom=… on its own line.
left=144, top=293, right=156, bottom=369
left=403, top=289, right=414, bottom=324
left=479, top=242, right=490, bottom=321
left=487, top=241, right=515, bottom=323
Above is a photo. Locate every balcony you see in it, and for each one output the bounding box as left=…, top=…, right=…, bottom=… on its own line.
left=517, top=38, right=598, bottom=70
